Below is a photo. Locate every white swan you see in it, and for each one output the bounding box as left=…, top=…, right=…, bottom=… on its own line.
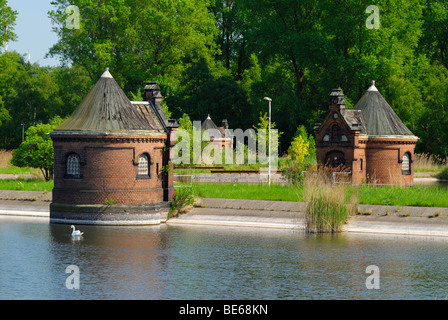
left=71, top=225, right=84, bottom=236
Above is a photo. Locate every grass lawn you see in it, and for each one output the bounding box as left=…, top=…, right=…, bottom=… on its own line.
left=192, top=183, right=303, bottom=202
left=0, top=179, right=54, bottom=192
left=0, top=179, right=446, bottom=207
left=1, top=179, right=446, bottom=207
left=192, top=183, right=448, bottom=208
left=357, top=184, right=448, bottom=207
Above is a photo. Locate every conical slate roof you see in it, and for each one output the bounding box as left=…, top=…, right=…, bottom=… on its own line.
left=353, top=82, right=416, bottom=137
left=55, top=69, right=159, bottom=133
left=201, top=115, right=223, bottom=136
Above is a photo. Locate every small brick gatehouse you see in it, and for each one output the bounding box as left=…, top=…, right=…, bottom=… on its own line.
left=314, top=82, right=419, bottom=185
left=50, top=69, right=178, bottom=225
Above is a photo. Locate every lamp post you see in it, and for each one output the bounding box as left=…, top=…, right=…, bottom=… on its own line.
left=263, top=97, right=272, bottom=186
left=21, top=123, right=24, bottom=142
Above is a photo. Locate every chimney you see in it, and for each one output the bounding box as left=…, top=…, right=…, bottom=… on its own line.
left=329, top=88, right=346, bottom=112
left=221, top=119, right=229, bottom=129
left=143, top=81, right=163, bottom=110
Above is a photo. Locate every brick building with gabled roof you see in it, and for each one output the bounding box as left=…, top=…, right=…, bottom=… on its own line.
left=314, top=82, right=419, bottom=185
left=50, top=69, right=178, bottom=225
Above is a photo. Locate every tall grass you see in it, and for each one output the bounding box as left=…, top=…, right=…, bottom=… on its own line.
left=414, top=153, right=446, bottom=172
left=303, top=169, right=358, bottom=233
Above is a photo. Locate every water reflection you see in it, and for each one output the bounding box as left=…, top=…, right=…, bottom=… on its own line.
left=1, top=218, right=448, bottom=299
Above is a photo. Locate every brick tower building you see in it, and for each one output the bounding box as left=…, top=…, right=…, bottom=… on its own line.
left=314, top=82, right=419, bottom=185
left=50, top=69, right=178, bottom=225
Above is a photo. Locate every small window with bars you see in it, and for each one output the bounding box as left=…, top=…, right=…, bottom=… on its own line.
left=137, top=154, right=151, bottom=179
left=402, top=152, right=411, bottom=175
left=65, top=153, right=82, bottom=179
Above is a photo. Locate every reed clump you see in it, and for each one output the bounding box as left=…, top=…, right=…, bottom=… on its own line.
left=169, top=186, right=195, bottom=218
left=414, top=153, right=446, bottom=172
left=303, top=166, right=358, bottom=233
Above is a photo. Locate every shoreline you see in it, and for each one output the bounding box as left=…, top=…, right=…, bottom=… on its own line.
left=168, top=198, right=448, bottom=238
left=1, top=191, right=448, bottom=237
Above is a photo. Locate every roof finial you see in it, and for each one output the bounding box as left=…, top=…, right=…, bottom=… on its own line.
left=368, top=80, right=378, bottom=92
left=101, top=67, right=113, bottom=78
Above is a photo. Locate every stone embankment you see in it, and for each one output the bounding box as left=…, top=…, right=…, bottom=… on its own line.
left=167, top=198, right=448, bottom=237
left=1, top=189, right=448, bottom=237
left=167, top=198, right=305, bottom=229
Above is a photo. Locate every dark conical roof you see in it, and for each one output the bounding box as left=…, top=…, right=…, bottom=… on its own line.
left=201, top=115, right=223, bottom=136
left=55, top=69, right=159, bottom=133
left=353, top=83, right=416, bottom=137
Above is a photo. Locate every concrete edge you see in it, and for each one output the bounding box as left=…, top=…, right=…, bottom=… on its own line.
left=2, top=196, right=448, bottom=238
left=166, top=218, right=303, bottom=229
left=0, top=209, right=49, bottom=217
left=49, top=217, right=160, bottom=226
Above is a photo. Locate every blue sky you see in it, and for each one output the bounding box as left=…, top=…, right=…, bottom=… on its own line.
left=6, top=1, right=60, bottom=66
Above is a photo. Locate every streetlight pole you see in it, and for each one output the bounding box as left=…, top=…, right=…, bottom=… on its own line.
left=21, top=123, right=24, bottom=143
left=263, top=97, right=272, bottom=186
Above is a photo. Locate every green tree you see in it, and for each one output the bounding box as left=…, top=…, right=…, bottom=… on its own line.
left=0, top=0, right=18, bottom=51
left=419, top=0, right=448, bottom=69
left=167, top=58, right=251, bottom=129
left=48, top=0, right=219, bottom=93
left=417, top=62, right=448, bottom=161
left=11, top=117, right=64, bottom=181
left=0, top=52, right=90, bottom=149
left=0, top=52, right=32, bottom=148
left=211, top=0, right=253, bottom=80
left=288, top=125, right=315, bottom=162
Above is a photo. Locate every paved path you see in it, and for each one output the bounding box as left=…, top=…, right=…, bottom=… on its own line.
left=0, top=191, right=50, bottom=217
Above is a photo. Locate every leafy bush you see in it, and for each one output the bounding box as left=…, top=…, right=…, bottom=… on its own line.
left=437, top=166, right=448, bottom=180
left=280, top=155, right=310, bottom=185
left=11, top=117, right=64, bottom=181
left=287, top=125, right=315, bottom=162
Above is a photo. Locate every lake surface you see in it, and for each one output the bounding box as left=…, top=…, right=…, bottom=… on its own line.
left=1, top=216, right=448, bottom=300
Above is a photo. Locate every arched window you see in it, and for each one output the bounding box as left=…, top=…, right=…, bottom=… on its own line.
left=137, top=154, right=151, bottom=179
left=402, top=152, right=411, bottom=175
left=65, top=153, right=81, bottom=179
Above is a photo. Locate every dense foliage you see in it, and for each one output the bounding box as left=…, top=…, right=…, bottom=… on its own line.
left=11, top=117, right=64, bottom=181
left=1, top=0, right=448, bottom=161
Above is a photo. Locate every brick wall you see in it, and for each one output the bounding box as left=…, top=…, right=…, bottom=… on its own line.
left=363, top=138, right=417, bottom=185
left=51, top=133, right=176, bottom=205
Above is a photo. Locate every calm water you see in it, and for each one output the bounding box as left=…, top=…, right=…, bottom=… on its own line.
left=1, top=216, right=448, bottom=300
